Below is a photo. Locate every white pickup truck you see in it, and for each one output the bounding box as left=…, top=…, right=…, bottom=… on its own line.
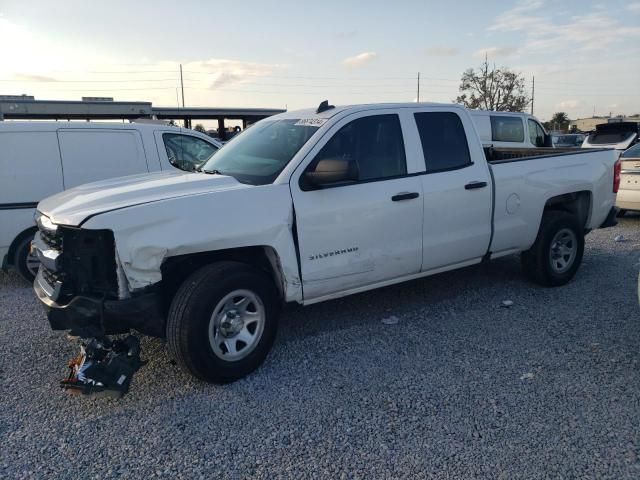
left=33, top=102, right=620, bottom=383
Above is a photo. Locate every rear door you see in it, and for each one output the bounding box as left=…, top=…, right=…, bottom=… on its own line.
left=58, top=129, right=149, bottom=189
left=408, top=107, right=493, bottom=271
left=290, top=109, right=424, bottom=300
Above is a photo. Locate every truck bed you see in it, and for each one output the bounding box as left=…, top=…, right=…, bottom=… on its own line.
left=484, top=146, right=609, bottom=164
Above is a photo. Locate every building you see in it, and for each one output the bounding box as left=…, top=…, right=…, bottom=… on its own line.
left=0, top=96, right=286, bottom=140
left=569, top=115, right=640, bottom=132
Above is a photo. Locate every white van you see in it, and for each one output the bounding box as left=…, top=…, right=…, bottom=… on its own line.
left=0, top=121, right=222, bottom=281
left=469, top=110, right=552, bottom=148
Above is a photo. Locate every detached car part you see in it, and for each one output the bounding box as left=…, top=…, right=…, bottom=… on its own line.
left=61, top=335, right=143, bottom=399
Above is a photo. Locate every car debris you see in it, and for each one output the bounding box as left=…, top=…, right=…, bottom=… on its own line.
left=614, top=234, right=625, bottom=242
left=520, top=372, right=535, bottom=380
left=381, top=315, right=400, bottom=325
left=61, top=335, right=144, bottom=399
left=501, top=300, right=514, bottom=308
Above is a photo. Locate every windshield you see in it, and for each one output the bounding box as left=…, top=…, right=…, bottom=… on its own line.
left=201, top=119, right=320, bottom=185
left=622, top=143, right=640, bottom=158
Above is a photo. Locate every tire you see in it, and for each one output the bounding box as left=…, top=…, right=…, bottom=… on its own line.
left=521, top=210, right=584, bottom=287
left=13, top=233, right=39, bottom=283
left=616, top=209, right=627, bottom=218
left=166, top=261, right=280, bottom=383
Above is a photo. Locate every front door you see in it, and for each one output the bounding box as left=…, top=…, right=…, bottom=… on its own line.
left=290, top=111, right=424, bottom=300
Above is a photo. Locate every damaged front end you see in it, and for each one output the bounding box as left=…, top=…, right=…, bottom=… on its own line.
left=32, top=214, right=166, bottom=397
left=32, top=214, right=166, bottom=338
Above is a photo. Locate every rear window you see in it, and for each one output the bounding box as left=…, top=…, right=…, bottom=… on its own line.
left=491, top=116, right=524, bottom=143
left=414, top=112, right=472, bottom=172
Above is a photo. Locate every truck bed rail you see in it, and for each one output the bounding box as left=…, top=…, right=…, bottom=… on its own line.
left=485, top=146, right=612, bottom=164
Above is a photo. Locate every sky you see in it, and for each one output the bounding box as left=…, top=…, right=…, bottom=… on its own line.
left=0, top=0, right=639, bottom=122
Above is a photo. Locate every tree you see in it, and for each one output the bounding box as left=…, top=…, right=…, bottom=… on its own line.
left=193, top=123, right=207, bottom=133
left=549, top=112, right=570, bottom=132
left=455, top=58, right=530, bottom=112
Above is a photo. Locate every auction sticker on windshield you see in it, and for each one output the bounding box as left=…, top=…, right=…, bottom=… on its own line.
left=294, top=118, right=328, bottom=127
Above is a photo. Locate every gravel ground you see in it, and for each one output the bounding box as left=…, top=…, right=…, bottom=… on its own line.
left=1, top=217, right=640, bottom=479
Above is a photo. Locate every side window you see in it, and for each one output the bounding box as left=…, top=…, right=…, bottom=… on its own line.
left=414, top=112, right=472, bottom=172
left=528, top=120, right=538, bottom=146
left=310, top=114, right=406, bottom=182
left=163, top=133, right=219, bottom=172
left=491, top=116, right=525, bottom=143
left=528, top=119, right=545, bottom=147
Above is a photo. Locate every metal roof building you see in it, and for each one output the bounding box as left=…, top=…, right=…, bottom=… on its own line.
left=0, top=96, right=286, bottom=139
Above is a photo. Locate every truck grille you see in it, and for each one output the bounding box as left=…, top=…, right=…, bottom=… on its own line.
left=34, top=214, right=118, bottom=303
left=40, top=227, right=62, bottom=250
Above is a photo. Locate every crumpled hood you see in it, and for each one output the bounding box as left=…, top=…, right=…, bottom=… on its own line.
left=38, top=170, right=248, bottom=226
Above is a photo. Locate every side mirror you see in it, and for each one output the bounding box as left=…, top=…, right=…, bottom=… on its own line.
left=304, top=158, right=357, bottom=187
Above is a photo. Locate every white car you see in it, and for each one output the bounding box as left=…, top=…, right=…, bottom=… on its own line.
left=615, top=142, right=640, bottom=214
left=33, top=102, right=619, bottom=383
left=0, top=122, right=221, bottom=280
left=582, top=122, right=638, bottom=151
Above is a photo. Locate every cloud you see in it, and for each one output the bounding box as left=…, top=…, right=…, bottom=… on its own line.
left=557, top=100, right=581, bottom=109
left=342, top=52, right=377, bottom=67
left=473, top=47, right=518, bottom=58
left=627, top=2, right=640, bottom=12
left=185, top=59, right=283, bottom=89
left=11, top=73, right=59, bottom=82
left=489, top=0, right=640, bottom=52
left=424, top=46, right=459, bottom=56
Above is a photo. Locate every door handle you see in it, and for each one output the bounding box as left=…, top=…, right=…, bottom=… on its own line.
left=464, top=181, right=488, bottom=190
left=391, top=192, right=420, bottom=201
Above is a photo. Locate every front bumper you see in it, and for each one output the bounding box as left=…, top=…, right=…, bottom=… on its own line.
left=34, top=270, right=165, bottom=338
left=616, top=188, right=640, bottom=212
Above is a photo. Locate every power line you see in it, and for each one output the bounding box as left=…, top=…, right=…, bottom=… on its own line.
left=0, top=78, right=184, bottom=83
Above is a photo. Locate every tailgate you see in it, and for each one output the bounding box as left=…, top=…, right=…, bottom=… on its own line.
left=621, top=159, right=640, bottom=191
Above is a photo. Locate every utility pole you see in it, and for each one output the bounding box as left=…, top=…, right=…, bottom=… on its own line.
left=417, top=72, right=420, bottom=103
left=180, top=64, right=185, bottom=108
left=530, top=76, right=535, bottom=115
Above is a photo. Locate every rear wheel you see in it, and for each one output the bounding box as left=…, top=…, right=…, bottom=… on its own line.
left=166, top=261, right=279, bottom=383
left=14, top=233, right=39, bottom=283
left=521, top=211, right=584, bottom=286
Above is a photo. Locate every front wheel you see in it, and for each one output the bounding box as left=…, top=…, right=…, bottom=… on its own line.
left=166, top=261, right=279, bottom=383
left=521, top=211, right=584, bottom=286
left=14, top=233, right=39, bottom=283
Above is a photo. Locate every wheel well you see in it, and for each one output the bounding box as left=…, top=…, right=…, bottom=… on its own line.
left=6, top=227, right=37, bottom=267
left=543, top=191, right=591, bottom=228
left=159, top=246, right=285, bottom=314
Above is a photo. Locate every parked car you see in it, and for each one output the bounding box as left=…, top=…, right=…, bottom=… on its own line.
left=582, top=122, right=639, bottom=151
left=614, top=142, right=640, bottom=215
left=0, top=122, right=221, bottom=281
left=469, top=110, right=553, bottom=148
left=552, top=134, right=585, bottom=148
left=33, top=102, right=619, bottom=383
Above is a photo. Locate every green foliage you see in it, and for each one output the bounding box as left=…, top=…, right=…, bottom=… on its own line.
left=455, top=59, right=530, bottom=112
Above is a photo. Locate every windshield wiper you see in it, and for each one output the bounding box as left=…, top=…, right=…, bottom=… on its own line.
left=201, top=169, right=224, bottom=175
